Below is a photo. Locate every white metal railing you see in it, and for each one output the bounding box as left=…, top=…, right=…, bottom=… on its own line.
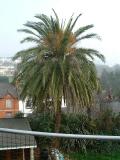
left=0, top=128, right=120, bottom=140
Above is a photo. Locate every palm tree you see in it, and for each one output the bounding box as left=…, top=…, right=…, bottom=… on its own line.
left=13, top=9, right=105, bottom=148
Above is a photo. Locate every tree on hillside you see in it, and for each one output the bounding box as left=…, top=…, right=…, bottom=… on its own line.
left=13, top=10, right=105, bottom=148
left=101, top=69, right=120, bottom=99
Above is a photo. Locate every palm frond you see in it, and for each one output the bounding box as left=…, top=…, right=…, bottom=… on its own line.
left=13, top=47, right=39, bottom=60
left=70, top=14, right=82, bottom=31
left=20, top=36, right=40, bottom=43
left=17, top=29, right=40, bottom=38
left=76, top=48, right=105, bottom=62
left=77, top=33, right=101, bottom=42
left=52, top=8, right=60, bottom=27
left=74, top=24, right=94, bottom=37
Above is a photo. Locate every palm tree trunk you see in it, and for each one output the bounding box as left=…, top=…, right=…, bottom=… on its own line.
left=52, top=99, right=62, bottom=149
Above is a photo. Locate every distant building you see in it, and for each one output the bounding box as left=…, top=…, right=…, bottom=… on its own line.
left=0, top=57, right=17, bottom=77
left=0, top=83, right=19, bottom=118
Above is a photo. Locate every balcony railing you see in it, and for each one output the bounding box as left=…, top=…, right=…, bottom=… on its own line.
left=0, top=128, right=120, bottom=160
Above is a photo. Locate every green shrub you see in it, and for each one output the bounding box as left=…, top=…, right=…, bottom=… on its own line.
left=14, top=111, right=24, bottom=118
left=28, top=113, right=54, bottom=148
left=28, top=111, right=120, bottom=153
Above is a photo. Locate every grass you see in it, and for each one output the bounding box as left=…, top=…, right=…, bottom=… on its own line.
left=68, top=151, right=120, bottom=160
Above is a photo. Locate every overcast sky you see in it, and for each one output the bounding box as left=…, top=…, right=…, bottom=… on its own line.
left=0, top=0, right=120, bottom=66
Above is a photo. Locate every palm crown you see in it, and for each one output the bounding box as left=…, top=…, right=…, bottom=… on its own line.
left=13, top=9, right=105, bottom=112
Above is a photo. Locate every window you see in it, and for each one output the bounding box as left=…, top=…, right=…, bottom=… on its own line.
left=6, top=99, right=12, bottom=108
left=5, top=112, right=12, bottom=118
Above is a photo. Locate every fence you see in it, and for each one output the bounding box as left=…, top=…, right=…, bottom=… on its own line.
left=0, top=128, right=120, bottom=160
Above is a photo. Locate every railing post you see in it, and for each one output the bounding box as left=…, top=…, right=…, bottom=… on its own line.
left=30, top=148, right=34, bottom=160
left=23, top=149, right=25, bottom=160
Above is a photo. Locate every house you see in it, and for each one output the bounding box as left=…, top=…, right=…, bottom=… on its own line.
left=0, top=118, right=37, bottom=160
left=0, top=83, right=19, bottom=118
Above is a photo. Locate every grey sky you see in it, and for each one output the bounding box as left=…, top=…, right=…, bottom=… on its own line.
left=0, top=0, right=120, bottom=66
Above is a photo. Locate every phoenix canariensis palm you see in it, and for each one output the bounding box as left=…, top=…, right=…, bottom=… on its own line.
left=13, top=9, right=105, bottom=148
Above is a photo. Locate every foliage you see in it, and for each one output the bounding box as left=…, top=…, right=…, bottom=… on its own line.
left=28, top=112, right=94, bottom=150
left=60, top=113, right=96, bottom=152
left=28, top=113, right=54, bottom=148
left=101, top=69, right=120, bottom=98
left=68, top=151, right=120, bottom=160
left=14, top=111, right=24, bottom=118
left=13, top=9, right=104, bottom=148
left=13, top=9, right=104, bottom=112
left=90, top=110, right=120, bottom=153
left=28, top=111, right=120, bottom=153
